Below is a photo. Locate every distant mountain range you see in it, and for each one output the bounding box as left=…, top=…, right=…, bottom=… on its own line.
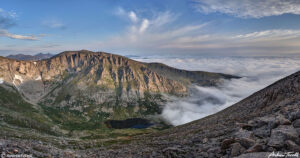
left=6, top=53, right=54, bottom=61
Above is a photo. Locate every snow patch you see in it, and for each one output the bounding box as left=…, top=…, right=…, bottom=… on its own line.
left=14, top=74, right=24, bottom=83
left=35, top=76, right=42, bottom=81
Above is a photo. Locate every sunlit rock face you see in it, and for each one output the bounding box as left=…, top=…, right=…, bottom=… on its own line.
left=0, top=50, right=236, bottom=107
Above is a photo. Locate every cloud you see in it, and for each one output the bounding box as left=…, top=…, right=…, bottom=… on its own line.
left=100, top=13, right=300, bottom=55
left=0, top=8, right=17, bottom=29
left=134, top=56, right=300, bottom=125
left=128, top=11, right=138, bottom=23
left=42, top=19, right=66, bottom=29
left=101, top=8, right=300, bottom=56
left=0, top=8, right=40, bottom=41
left=0, top=29, right=38, bottom=40
left=139, top=19, right=149, bottom=33
left=193, top=0, right=300, bottom=18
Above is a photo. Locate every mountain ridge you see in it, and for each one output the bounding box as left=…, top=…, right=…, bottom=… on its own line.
left=6, top=53, right=54, bottom=61
left=0, top=50, right=238, bottom=104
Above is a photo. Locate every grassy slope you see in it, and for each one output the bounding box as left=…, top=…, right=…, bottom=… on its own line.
left=0, top=85, right=58, bottom=135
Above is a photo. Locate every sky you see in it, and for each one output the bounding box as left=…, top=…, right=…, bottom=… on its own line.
left=1, top=0, right=300, bottom=56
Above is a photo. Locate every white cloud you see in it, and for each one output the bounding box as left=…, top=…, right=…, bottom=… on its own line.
left=194, top=0, right=300, bottom=18
left=0, top=29, right=38, bottom=40
left=128, top=11, right=138, bottom=23
left=135, top=56, right=300, bottom=125
left=139, top=19, right=149, bottom=33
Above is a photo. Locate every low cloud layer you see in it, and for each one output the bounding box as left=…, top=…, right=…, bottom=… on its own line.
left=135, top=56, right=300, bottom=125
left=194, top=0, right=300, bottom=18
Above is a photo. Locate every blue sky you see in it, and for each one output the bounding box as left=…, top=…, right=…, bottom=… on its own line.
left=1, top=0, right=300, bottom=56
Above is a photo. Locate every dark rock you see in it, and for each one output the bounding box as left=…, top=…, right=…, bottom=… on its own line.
left=293, top=119, right=300, bottom=128
left=296, top=128, right=300, bottom=135
left=246, top=144, right=264, bottom=153
left=236, top=138, right=256, bottom=149
left=200, top=152, right=208, bottom=157
left=286, top=140, right=300, bottom=152
left=289, top=111, right=300, bottom=121
left=268, top=125, right=298, bottom=148
left=207, top=147, right=221, bottom=154
left=253, top=126, right=271, bottom=138
left=276, top=115, right=291, bottom=125
left=234, top=128, right=254, bottom=139
left=230, top=143, right=245, bottom=157
left=221, top=139, right=235, bottom=150
left=235, top=152, right=270, bottom=158
left=162, top=147, right=186, bottom=158
left=268, top=120, right=280, bottom=130
left=236, top=122, right=253, bottom=130
left=295, top=111, right=300, bottom=120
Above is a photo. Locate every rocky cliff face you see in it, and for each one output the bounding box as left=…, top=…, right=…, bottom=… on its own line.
left=0, top=50, right=233, bottom=105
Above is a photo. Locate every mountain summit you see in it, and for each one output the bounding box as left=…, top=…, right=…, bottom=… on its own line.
left=0, top=50, right=237, bottom=104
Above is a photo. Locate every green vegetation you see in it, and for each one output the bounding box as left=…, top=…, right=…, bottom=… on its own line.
left=0, top=85, right=58, bottom=135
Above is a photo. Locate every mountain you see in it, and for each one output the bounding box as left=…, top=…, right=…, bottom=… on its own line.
left=0, top=50, right=237, bottom=104
left=6, top=53, right=54, bottom=61
left=0, top=50, right=238, bottom=153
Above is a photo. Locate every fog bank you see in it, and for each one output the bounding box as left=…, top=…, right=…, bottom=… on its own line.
left=135, top=56, right=300, bottom=125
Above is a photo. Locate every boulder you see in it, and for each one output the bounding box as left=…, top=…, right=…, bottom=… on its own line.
left=268, top=125, right=298, bottom=148
left=236, top=138, right=256, bottom=149
left=253, top=126, right=271, bottom=138
left=231, top=143, right=246, bottom=157
left=246, top=144, right=264, bottom=153
left=234, top=128, right=254, bottom=139
left=221, top=139, right=235, bottom=150
left=202, top=138, right=208, bottom=144
left=294, top=111, right=300, bottom=120
left=276, top=115, right=291, bottom=125
left=235, top=152, right=270, bottom=158
left=289, top=111, right=300, bottom=121
left=236, top=122, right=253, bottom=130
left=286, top=140, right=300, bottom=152
left=293, top=119, right=300, bottom=128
